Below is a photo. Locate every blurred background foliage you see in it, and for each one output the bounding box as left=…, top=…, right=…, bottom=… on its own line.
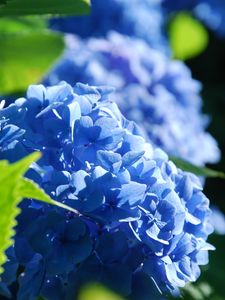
left=169, top=12, right=209, bottom=60
left=78, top=284, right=124, bottom=300
left=0, top=17, right=64, bottom=94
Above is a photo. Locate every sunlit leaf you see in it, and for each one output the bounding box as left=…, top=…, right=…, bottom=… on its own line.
left=0, top=31, right=64, bottom=94
left=169, top=12, right=209, bottom=60
left=19, top=177, right=81, bottom=214
left=0, top=152, right=40, bottom=274
left=170, top=156, right=225, bottom=179
left=78, top=283, right=124, bottom=300
left=0, top=153, right=78, bottom=275
left=0, top=16, right=46, bottom=35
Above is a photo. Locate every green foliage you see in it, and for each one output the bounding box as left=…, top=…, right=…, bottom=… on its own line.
left=0, top=16, right=46, bottom=35
left=0, top=17, right=64, bottom=95
left=78, top=283, right=124, bottom=300
left=0, top=28, right=64, bottom=94
left=0, top=153, right=78, bottom=275
left=0, top=152, right=40, bottom=274
left=170, top=156, right=225, bottom=179
left=169, top=12, right=209, bottom=60
left=0, top=0, right=90, bottom=16
left=18, top=178, right=55, bottom=205
left=19, top=177, right=81, bottom=214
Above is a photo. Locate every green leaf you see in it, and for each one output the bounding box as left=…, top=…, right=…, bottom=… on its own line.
left=18, top=178, right=54, bottom=204
left=169, top=12, right=209, bottom=60
left=0, top=31, right=64, bottom=94
left=0, top=153, right=79, bottom=275
left=0, top=152, right=40, bottom=274
left=0, top=0, right=90, bottom=16
left=78, top=283, right=124, bottom=300
left=0, top=16, right=46, bottom=35
left=19, top=177, right=81, bottom=215
left=170, top=156, right=225, bottom=179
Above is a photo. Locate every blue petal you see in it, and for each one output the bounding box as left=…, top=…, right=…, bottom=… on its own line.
left=118, top=181, right=146, bottom=207
left=122, top=150, right=145, bottom=167
left=97, top=150, right=122, bottom=172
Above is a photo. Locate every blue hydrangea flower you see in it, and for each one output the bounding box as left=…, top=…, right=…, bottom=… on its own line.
left=43, top=33, right=220, bottom=166
left=0, top=82, right=214, bottom=299
left=210, top=206, right=225, bottom=235
left=163, top=0, right=225, bottom=37
left=49, top=0, right=169, bottom=53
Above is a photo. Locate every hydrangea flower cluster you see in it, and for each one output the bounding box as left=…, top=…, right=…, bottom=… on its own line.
left=0, top=82, right=214, bottom=300
left=163, top=0, right=225, bottom=37
left=43, top=32, right=220, bottom=166
left=49, top=0, right=168, bottom=53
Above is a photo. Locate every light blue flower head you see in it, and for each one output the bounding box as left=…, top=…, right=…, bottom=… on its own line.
left=0, top=82, right=214, bottom=299
left=44, top=33, right=220, bottom=166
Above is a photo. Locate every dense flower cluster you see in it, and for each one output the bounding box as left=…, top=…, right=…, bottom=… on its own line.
left=0, top=82, right=214, bottom=299
left=44, top=33, right=220, bottom=166
left=49, top=0, right=168, bottom=53
left=163, top=0, right=225, bottom=37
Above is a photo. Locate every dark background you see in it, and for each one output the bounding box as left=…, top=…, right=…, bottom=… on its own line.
left=185, top=29, right=225, bottom=300
left=187, top=30, right=225, bottom=211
